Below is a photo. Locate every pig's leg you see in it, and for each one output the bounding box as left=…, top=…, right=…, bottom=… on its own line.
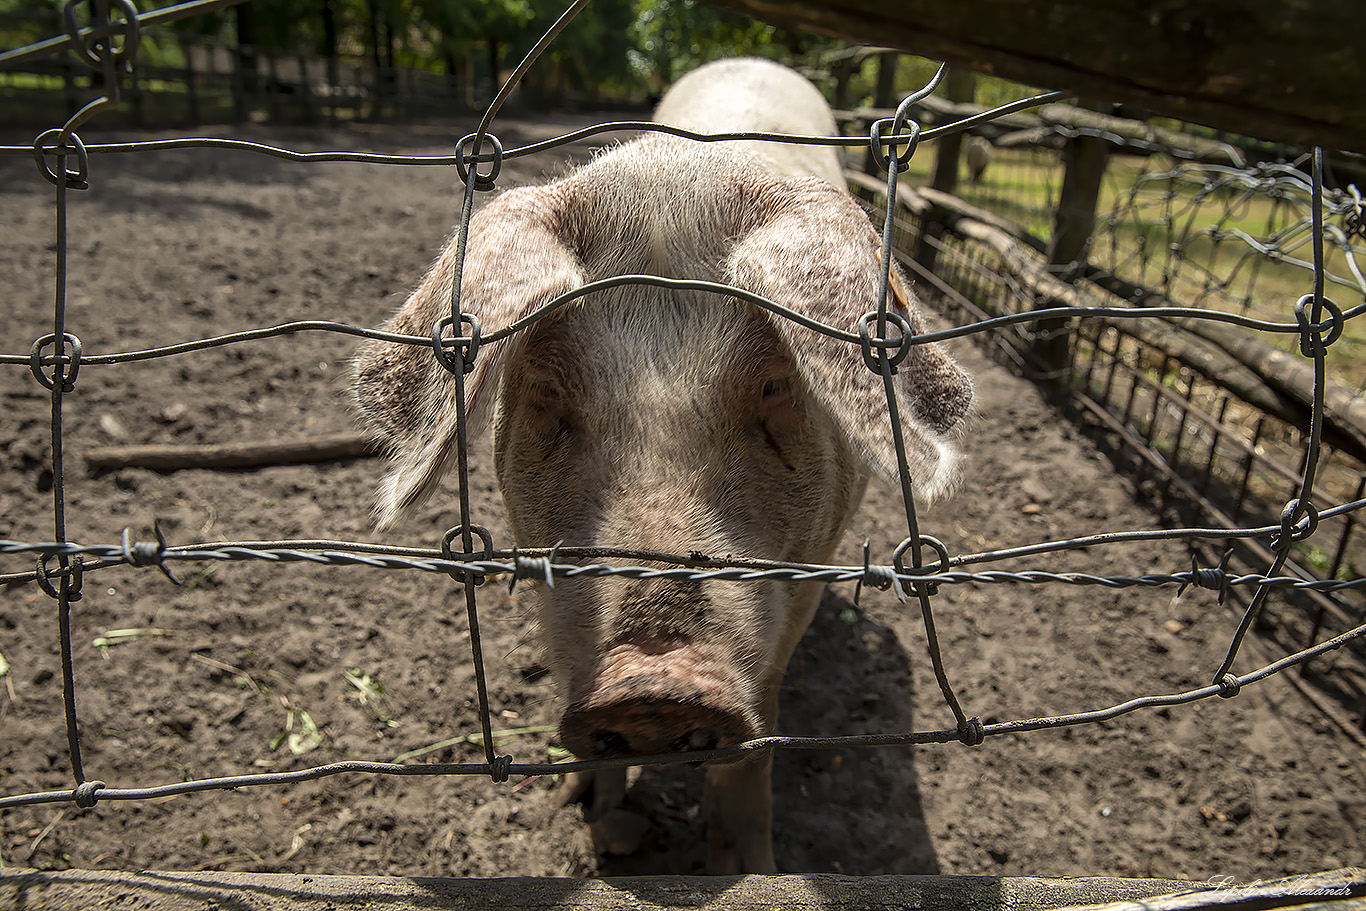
left=703, top=727, right=778, bottom=873
left=703, top=580, right=824, bottom=874
left=557, top=767, right=627, bottom=820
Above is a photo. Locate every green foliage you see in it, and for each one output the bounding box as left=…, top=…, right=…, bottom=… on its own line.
left=3, top=0, right=842, bottom=104
left=628, top=0, right=834, bottom=88
left=0, top=0, right=63, bottom=49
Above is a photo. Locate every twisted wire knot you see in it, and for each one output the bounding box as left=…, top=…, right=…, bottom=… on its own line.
left=488, top=755, right=513, bottom=783
left=63, top=0, right=141, bottom=73
left=73, top=780, right=105, bottom=808
left=36, top=554, right=84, bottom=602
left=1293, top=293, right=1343, bottom=358
left=958, top=717, right=986, bottom=747
left=854, top=539, right=907, bottom=606
left=893, top=535, right=951, bottom=597
left=869, top=107, right=922, bottom=173
left=1178, top=550, right=1232, bottom=605
left=32, top=130, right=90, bottom=189
left=1216, top=674, right=1241, bottom=699
left=121, top=522, right=180, bottom=584
left=510, top=541, right=561, bottom=593
left=1272, top=498, right=1319, bottom=550
left=441, top=524, right=494, bottom=586
left=858, top=310, right=913, bottom=375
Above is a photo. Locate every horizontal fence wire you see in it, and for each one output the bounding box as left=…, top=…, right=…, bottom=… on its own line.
left=844, top=122, right=1366, bottom=732
left=3, top=0, right=1365, bottom=818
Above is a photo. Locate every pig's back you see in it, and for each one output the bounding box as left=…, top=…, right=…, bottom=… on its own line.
left=652, top=57, right=845, bottom=188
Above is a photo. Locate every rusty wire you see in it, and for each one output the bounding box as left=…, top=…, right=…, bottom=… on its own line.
left=1, top=0, right=1364, bottom=816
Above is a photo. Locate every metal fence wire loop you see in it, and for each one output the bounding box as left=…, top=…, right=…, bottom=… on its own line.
left=1293, top=293, right=1343, bottom=357
left=31, top=129, right=89, bottom=189
left=120, top=522, right=181, bottom=584
left=1216, top=673, right=1242, bottom=699
left=858, top=310, right=913, bottom=373
left=431, top=313, right=480, bottom=376
left=1273, top=498, right=1321, bottom=550
left=869, top=114, right=922, bottom=174
left=455, top=131, right=502, bottom=191
left=488, top=754, right=513, bottom=783
left=441, top=524, right=493, bottom=585
left=29, top=332, right=83, bottom=391
left=957, top=716, right=986, bottom=746
left=1344, top=185, right=1364, bottom=241
left=72, top=779, right=105, bottom=808
left=893, top=535, right=952, bottom=596
left=34, top=556, right=61, bottom=600
left=36, top=553, right=83, bottom=602
left=869, top=66, right=943, bottom=173
left=63, top=0, right=141, bottom=72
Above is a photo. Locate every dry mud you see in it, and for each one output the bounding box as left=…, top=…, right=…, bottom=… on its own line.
left=1, top=118, right=1362, bottom=881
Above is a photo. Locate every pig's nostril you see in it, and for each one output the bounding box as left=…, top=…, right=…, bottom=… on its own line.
left=561, top=689, right=757, bottom=762
left=593, top=730, right=632, bottom=756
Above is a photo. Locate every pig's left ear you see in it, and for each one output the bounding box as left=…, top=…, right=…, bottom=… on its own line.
left=726, top=179, right=974, bottom=502
left=353, top=186, right=583, bottom=526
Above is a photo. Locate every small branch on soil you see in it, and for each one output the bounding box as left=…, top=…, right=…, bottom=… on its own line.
left=25, top=810, right=66, bottom=862
left=84, top=432, right=380, bottom=472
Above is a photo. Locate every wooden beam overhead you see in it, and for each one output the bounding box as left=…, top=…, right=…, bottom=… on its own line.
left=708, top=0, right=1366, bottom=153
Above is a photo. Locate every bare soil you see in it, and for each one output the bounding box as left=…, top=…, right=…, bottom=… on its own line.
left=1, top=118, right=1362, bottom=882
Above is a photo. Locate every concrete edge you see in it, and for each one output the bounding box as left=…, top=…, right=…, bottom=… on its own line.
left=1, top=867, right=1361, bottom=911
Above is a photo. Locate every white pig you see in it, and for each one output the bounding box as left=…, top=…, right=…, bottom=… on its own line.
left=353, top=57, right=972, bottom=873
left=966, top=134, right=993, bottom=185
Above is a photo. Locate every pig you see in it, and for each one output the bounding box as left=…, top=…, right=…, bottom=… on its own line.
left=352, top=57, right=973, bottom=873
left=966, top=134, right=993, bottom=185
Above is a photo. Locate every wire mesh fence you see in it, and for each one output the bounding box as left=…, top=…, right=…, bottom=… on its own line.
left=844, top=118, right=1366, bottom=731
left=2, top=0, right=1364, bottom=863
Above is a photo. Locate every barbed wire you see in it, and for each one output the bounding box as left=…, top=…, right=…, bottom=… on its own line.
left=2, top=496, right=1362, bottom=589
left=3, top=0, right=1364, bottom=824
left=7, top=535, right=1366, bottom=595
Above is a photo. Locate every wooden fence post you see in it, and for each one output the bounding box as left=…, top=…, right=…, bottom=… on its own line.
left=1037, top=100, right=1110, bottom=382
left=912, top=69, right=976, bottom=271
left=179, top=35, right=199, bottom=125
left=232, top=5, right=260, bottom=121
left=862, top=51, right=899, bottom=173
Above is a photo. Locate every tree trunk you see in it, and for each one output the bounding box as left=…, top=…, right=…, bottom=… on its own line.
left=863, top=51, right=899, bottom=173
left=321, top=0, right=340, bottom=88
left=233, top=3, right=258, bottom=121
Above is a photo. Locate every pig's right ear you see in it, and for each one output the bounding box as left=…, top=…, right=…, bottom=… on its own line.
left=352, top=187, right=583, bottom=527
left=726, top=178, right=973, bottom=503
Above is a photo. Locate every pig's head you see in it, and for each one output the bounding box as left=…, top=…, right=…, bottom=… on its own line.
left=353, top=139, right=972, bottom=760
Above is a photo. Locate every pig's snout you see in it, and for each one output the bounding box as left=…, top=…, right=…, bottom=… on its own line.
left=560, top=643, right=759, bottom=761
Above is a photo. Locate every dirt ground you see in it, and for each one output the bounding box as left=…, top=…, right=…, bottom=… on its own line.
left=1, top=116, right=1362, bottom=883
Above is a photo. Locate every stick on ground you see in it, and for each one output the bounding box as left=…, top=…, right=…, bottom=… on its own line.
left=84, top=432, right=380, bottom=472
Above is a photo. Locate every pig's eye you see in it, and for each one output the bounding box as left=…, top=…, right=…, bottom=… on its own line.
left=759, top=418, right=796, bottom=471
left=532, top=406, right=576, bottom=462
left=757, top=378, right=799, bottom=470
left=759, top=376, right=797, bottom=410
